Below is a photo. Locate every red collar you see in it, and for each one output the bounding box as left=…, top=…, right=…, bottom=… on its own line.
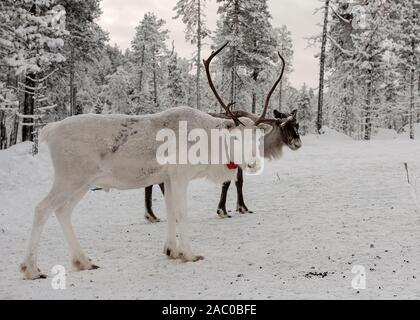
left=226, top=162, right=238, bottom=170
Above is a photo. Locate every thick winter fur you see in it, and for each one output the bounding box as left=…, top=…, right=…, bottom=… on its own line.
left=20, top=106, right=270, bottom=280
left=144, top=109, right=302, bottom=221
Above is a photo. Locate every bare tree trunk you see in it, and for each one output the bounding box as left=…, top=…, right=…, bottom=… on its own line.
left=220, top=68, right=225, bottom=113
left=139, top=43, right=145, bottom=93
left=418, top=70, right=420, bottom=123
left=409, top=67, right=415, bottom=140
left=72, top=86, right=78, bottom=114
left=69, top=46, right=75, bottom=116
left=364, top=76, right=372, bottom=141
left=317, top=0, right=330, bottom=133
left=22, top=74, right=35, bottom=142
left=32, top=78, right=40, bottom=155
left=409, top=38, right=416, bottom=139
left=196, top=0, right=202, bottom=110
left=21, top=2, right=37, bottom=142
left=230, top=0, right=239, bottom=109
left=9, top=111, right=18, bottom=146
left=152, top=45, right=158, bottom=109
left=251, top=93, right=256, bottom=114
left=251, top=69, right=259, bottom=114
left=0, top=110, right=7, bottom=149
left=231, top=64, right=237, bottom=105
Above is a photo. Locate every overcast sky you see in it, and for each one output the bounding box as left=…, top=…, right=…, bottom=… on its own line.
left=98, top=0, right=321, bottom=89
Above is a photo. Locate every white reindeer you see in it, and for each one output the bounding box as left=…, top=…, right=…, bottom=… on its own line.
left=20, top=43, right=290, bottom=280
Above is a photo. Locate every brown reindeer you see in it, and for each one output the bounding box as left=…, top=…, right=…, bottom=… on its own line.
left=144, top=49, right=301, bottom=222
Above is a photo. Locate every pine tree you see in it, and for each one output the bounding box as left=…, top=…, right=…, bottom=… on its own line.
left=173, top=0, right=210, bottom=110
left=2, top=1, right=67, bottom=142
left=317, top=0, right=330, bottom=133
left=274, top=25, right=294, bottom=111
left=214, top=0, right=277, bottom=113
left=297, top=83, right=314, bottom=135
left=57, top=0, right=108, bottom=116
left=166, top=50, right=188, bottom=108
left=325, top=1, right=357, bottom=136
left=393, top=0, right=420, bottom=139
left=103, top=67, right=134, bottom=114
left=351, top=0, right=391, bottom=140
left=131, top=13, right=169, bottom=114
left=322, top=0, right=403, bottom=140
left=215, top=0, right=244, bottom=106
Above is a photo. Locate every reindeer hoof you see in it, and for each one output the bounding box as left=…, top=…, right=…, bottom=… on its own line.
left=20, top=263, right=47, bottom=280
left=164, top=243, right=179, bottom=259
left=145, top=213, right=161, bottom=223
left=217, top=209, right=232, bottom=219
left=237, top=205, right=252, bottom=214
left=72, top=258, right=99, bottom=271
left=179, top=252, right=205, bottom=262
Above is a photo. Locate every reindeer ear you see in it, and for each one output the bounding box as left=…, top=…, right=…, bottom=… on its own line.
left=257, top=123, right=273, bottom=136
left=224, top=121, right=235, bottom=130
left=291, top=109, right=298, bottom=118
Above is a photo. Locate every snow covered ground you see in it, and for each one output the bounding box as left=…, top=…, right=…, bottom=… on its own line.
left=1, top=131, right=420, bottom=299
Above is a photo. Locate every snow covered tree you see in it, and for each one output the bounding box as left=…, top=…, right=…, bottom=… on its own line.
left=173, top=0, right=210, bottom=110
left=296, top=83, right=314, bottom=135
left=0, top=2, right=15, bottom=60
left=214, top=0, right=243, bottom=106
left=131, top=13, right=169, bottom=114
left=0, top=73, right=18, bottom=148
left=324, top=1, right=358, bottom=137
left=214, top=0, right=277, bottom=113
left=320, top=0, right=410, bottom=139
left=350, top=0, right=392, bottom=140
left=102, top=67, right=135, bottom=114
left=317, top=0, right=330, bottom=133
left=1, top=0, right=67, bottom=142
left=166, top=49, right=188, bottom=108
left=393, top=0, right=420, bottom=139
left=274, top=25, right=294, bottom=111
left=57, top=0, right=107, bottom=116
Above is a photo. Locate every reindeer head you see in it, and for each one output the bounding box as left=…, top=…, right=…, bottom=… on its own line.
left=203, top=42, right=279, bottom=174
left=273, top=109, right=302, bottom=150
left=220, top=117, right=273, bottom=175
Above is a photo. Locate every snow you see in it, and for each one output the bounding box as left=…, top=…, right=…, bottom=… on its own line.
left=373, top=129, right=398, bottom=140
left=1, top=137, right=420, bottom=299
left=318, top=126, right=352, bottom=141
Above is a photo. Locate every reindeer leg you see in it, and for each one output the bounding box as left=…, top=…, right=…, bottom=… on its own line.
left=20, top=179, right=88, bottom=280
left=217, top=181, right=232, bottom=218
left=55, top=186, right=99, bottom=272
left=144, top=185, right=160, bottom=223
left=235, top=169, right=253, bottom=214
left=163, top=180, right=178, bottom=259
left=172, top=179, right=204, bottom=262
left=20, top=196, right=54, bottom=280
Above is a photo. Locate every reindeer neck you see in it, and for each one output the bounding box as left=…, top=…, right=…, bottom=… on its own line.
left=263, top=124, right=285, bottom=160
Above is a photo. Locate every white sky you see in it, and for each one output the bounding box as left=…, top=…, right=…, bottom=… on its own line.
left=98, top=0, right=321, bottom=89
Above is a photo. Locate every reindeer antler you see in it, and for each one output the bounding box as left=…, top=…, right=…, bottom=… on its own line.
left=203, top=42, right=244, bottom=126
left=255, top=53, right=286, bottom=125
